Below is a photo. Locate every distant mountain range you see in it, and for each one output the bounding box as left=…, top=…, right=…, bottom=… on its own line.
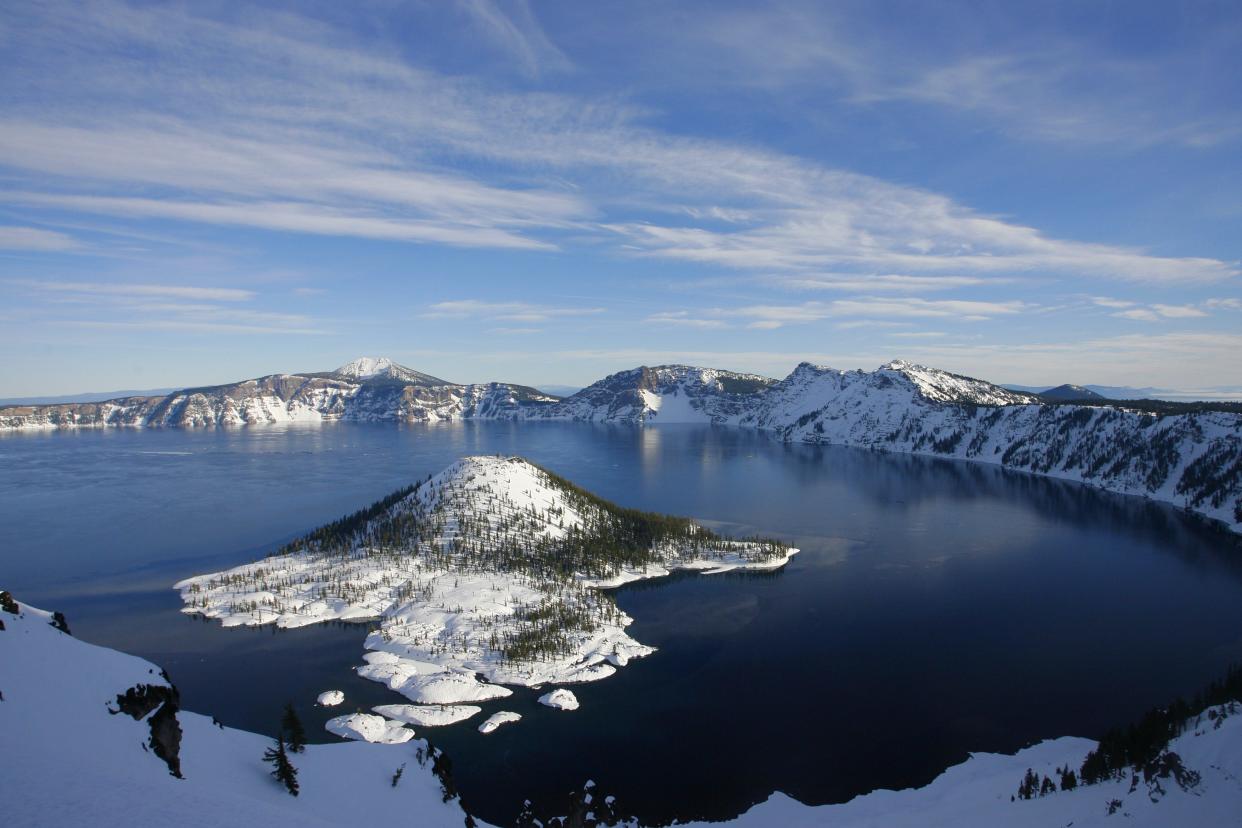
left=1005, top=382, right=1242, bottom=403
left=0, top=388, right=180, bottom=407
left=2, top=356, right=1239, bottom=532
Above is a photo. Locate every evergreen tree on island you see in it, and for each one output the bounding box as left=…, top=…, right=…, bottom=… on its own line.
left=264, top=736, right=300, bottom=796
left=281, top=702, right=307, bottom=753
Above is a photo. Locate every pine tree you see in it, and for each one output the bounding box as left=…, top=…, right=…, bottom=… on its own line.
left=264, top=736, right=300, bottom=796
left=281, top=702, right=307, bottom=753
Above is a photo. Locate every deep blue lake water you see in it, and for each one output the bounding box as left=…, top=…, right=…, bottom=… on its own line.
left=3, top=421, right=1242, bottom=825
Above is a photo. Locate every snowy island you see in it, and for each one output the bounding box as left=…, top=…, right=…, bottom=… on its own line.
left=176, top=456, right=797, bottom=730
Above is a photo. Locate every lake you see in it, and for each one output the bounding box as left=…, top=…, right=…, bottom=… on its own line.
left=3, top=421, right=1241, bottom=825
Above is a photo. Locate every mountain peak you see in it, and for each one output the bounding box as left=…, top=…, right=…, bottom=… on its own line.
left=876, top=360, right=1039, bottom=406
left=335, top=356, right=400, bottom=378
left=333, top=357, right=450, bottom=386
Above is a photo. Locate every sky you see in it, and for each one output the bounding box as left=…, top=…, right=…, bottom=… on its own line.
left=1, top=0, right=1240, bottom=396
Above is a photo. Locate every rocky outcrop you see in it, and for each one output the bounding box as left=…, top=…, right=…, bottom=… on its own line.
left=112, top=682, right=183, bottom=778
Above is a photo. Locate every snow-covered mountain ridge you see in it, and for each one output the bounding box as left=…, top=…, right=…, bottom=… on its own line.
left=3, top=357, right=1239, bottom=532
left=0, top=357, right=558, bottom=428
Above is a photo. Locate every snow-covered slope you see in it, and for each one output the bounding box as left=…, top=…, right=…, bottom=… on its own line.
left=688, top=706, right=1242, bottom=827
left=332, top=356, right=449, bottom=386
left=0, top=591, right=486, bottom=828
left=177, top=456, right=796, bottom=710
left=528, top=364, right=776, bottom=424
left=751, top=362, right=1241, bottom=531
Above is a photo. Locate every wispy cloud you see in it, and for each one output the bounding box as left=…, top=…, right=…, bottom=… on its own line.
left=647, top=297, right=1029, bottom=330
left=777, top=274, right=996, bottom=292
left=3, top=193, right=560, bottom=251
left=662, top=3, right=1241, bottom=150
left=13, top=279, right=254, bottom=301
left=458, top=0, right=571, bottom=77
left=487, top=326, right=542, bottom=335
left=10, top=278, right=321, bottom=335
left=3, top=1, right=1233, bottom=287
left=53, top=319, right=324, bottom=335
left=644, top=311, right=729, bottom=329
left=424, top=300, right=604, bottom=322
left=1097, top=296, right=1232, bottom=322
left=0, top=226, right=79, bottom=251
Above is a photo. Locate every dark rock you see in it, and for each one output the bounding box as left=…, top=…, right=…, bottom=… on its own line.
left=112, top=683, right=183, bottom=778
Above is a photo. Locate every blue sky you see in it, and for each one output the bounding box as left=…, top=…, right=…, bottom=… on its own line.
left=1, top=0, right=1240, bottom=396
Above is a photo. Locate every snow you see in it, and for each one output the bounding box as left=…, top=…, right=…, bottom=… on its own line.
left=372, top=704, right=482, bottom=727
left=178, top=456, right=797, bottom=711
left=323, top=713, right=414, bottom=744
left=335, top=356, right=400, bottom=378
left=640, top=388, right=712, bottom=423
left=0, top=591, right=487, bottom=827
left=477, top=711, right=522, bottom=734
left=358, top=667, right=513, bottom=705
left=537, top=689, right=579, bottom=710
left=316, top=690, right=344, bottom=707
left=683, top=709, right=1242, bottom=827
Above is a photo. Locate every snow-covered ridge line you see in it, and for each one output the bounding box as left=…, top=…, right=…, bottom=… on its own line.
left=685, top=703, right=1242, bottom=827
left=3, top=356, right=1238, bottom=533
left=176, top=456, right=797, bottom=708
left=0, top=356, right=559, bottom=429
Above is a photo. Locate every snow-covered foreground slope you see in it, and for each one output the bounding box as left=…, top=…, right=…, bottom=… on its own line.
left=0, top=592, right=487, bottom=828
left=693, top=709, right=1242, bottom=827
left=177, top=456, right=796, bottom=709
left=6, top=589, right=1241, bottom=827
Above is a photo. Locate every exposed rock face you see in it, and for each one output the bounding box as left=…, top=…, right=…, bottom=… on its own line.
left=112, top=683, right=183, bottom=778
left=0, top=590, right=19, bottom=614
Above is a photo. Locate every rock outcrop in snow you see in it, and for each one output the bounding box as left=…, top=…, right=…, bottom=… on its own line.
left=177, top=456, right=796, bottom=709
